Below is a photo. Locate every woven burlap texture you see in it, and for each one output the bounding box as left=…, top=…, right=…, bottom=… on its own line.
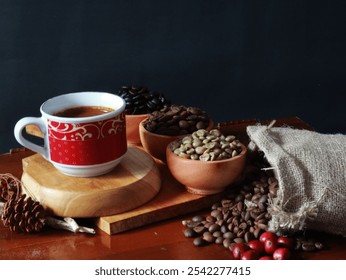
left=247, top=124, right=346, bottom=236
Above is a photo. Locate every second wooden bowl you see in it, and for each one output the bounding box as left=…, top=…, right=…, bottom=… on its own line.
left=166, top=140, right=247, bottom=195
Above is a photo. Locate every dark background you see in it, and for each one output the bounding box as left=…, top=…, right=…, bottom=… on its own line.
left=1, top=0, right=345, bottom=154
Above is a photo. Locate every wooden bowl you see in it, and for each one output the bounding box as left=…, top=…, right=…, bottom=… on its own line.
left=126, top=113, right=149, bottom=145
left=166, top=140, right=247, bottom=195
left=139, top=119, right=214, bottom=162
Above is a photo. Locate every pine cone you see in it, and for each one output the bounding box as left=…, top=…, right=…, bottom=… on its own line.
left=0, top=174, right=21, bottom=202
left=1, top=193, right=46, bottom=233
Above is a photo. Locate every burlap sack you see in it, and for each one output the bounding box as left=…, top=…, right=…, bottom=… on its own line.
left=246, top=123, right=346, bottom=236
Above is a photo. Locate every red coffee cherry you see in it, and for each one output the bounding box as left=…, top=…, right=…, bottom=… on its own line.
left=259, top=231, right=278, bottom=243
left=273, top=247, right=291, bottom=260
left=277, top=236, right=294, bottom=249
left=264, top=238, right=278, bottom=255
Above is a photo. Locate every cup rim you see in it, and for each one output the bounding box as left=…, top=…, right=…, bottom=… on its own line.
left=40, top=91, right=125, bottom=123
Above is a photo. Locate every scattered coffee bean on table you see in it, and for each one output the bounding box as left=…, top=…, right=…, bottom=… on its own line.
left=181, top=156, right=325, bottom=258
left=293, top=234, right=325, bottom=252
left=181, top=169, right=278, bottom=249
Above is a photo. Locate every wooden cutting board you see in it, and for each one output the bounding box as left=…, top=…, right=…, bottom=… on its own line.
left=21, top=146, right=161, bottom=218
left=95, top=160, right=225, bottom=234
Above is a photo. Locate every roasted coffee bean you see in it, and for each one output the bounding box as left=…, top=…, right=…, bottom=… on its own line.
left=204, top=222, right=212, bottom=229
left=256, top=219, right=267, bottom=225
left=256, top=202, right=264, bottom=210
left=220, top=225, right=228, bottom=234
left=223, top=238, right=232, bottom=249
left=237, top=201, right=243, bottom=212
left=253, top=228, right=263, bottom=239
left=302, top=242, right=317, bottom=252
left=250, top=211, right=258, bottom=220
left=216, top=219, right=225, bottom=227
left=193, top=226, right=207, bottom=235
left=203, top=232, right=216, bottom=243
left=232, top=217, right=239, bottom=227
left=213, top=231, right=223, bottom=238
left=193, top=237, right=206, bottom=247
left=205, top=215, right=215, bottom=223
left=233, top=226, right=239, bottom=234
left=235, top=194, right=244, bottom=202
left=183, top=220, right=201, bottom=228
left=215, top=236, right=224, bottom=245
left=233, top=237, right=244, bottom=244
left=192, top=215, right=204, bottom=223
left=221, top=199, right=233, bottom=208
left=211, top=203, right=220, bottom=210
left=294, top=239, right=302, bottom=251
left=222, top=211, right=230, bottom=221
left=244, top=231, right=255, bottom=243
left=183, top=228, right=196, bottom=238
left=258, top=195, right=268, bottom=204
left=239, top=222, right=247, bottom=229
left=223, top=231, right=235, bottom=239
left=258, top=223, right=268, bottom=231
left=251, top=193, right=262, bottom=202
left=226, top=217, right=234, bottom=225
left=211, top=209, right=222, bottom=218
left=209, top=224, right=221, bottom=233
left=232, top=210, right=241, bottom=217
left=237, top=230, right=246, bottom=238
left=315, top=242, right=324, bottom=250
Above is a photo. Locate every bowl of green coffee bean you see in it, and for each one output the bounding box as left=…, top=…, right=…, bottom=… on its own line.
left=166, top=128, right=247, bottom=195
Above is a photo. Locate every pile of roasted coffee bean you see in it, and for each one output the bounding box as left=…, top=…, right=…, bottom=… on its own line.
left=118, top=85, right=170, bottom=114
left=294, top=235, right=324, bottom=252
left=182, top=166, right=325, bottom=259
left=170, top=129, right=243, bottom=161
left=143, top=104, right=210, bottom=136
left=182, top=173, right=276, bottom=247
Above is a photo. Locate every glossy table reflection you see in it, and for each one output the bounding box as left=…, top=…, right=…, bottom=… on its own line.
left=0, top=148, right=345, bottom=260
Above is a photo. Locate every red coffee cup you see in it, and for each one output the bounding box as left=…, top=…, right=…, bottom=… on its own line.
left=14, top=92, right=127, bottom=177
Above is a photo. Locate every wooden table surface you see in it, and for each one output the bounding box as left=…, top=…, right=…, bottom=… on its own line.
left=1, top=117, right=345, bottom=260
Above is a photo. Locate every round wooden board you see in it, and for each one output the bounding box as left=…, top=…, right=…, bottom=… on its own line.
left=21, top=146, right=161, bottom=218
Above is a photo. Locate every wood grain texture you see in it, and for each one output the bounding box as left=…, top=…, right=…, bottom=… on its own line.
left=21, top=146, right=161, bottom=218
left=95, top=160, right=225, bottom=234
left=25, top=124, right=43, bottom=138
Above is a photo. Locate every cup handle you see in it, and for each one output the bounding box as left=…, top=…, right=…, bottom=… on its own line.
left=14, top=117, right=49, bottom=160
